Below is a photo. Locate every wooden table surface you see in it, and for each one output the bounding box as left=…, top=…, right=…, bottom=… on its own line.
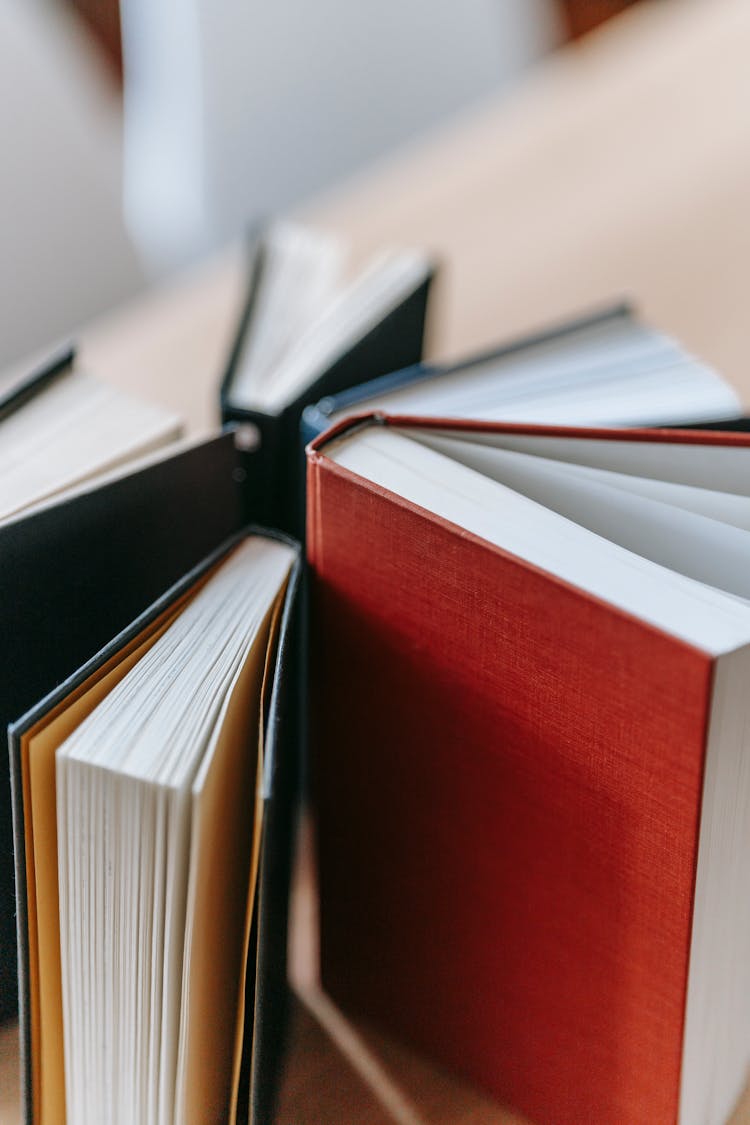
left=5, top=0, right=750, bottom=1121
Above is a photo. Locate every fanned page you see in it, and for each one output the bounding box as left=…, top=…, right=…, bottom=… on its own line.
left=230, top=223, right=344, bottom=408
left=323, top=425, right=750, bottom=652
left=327, top=310, right=740, bottom=427
left=53, top=536, right=295, bottom=1125
left=20, top=572, right=219, bottom=1125
left=0, top=368, right=180, bottom=523
left=313, top=421, right=750, bottom=1125
left=226, top=221, right=431, bottom=413
left=401, top=430, right=750, bottom=600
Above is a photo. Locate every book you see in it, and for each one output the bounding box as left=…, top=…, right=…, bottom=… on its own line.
left=302, top=303, right=744, bottom=442
left=4, top=297, right=744, bottom=1123
left=307, top=413, right=750, bottom=1125
left=1, top=352, right=302, bottom=1124
left=0, top=346, right=183, bottom=1025
left=220, top=221, right=436, bottom=531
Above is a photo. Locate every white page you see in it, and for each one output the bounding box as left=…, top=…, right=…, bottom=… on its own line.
left=421, top=427, right=750, bottom=495
left=230, top=223, right=344, bottom=408
left=0, top=369, right=180, bottom=521
left=226, top=221, right=431, bottom=414
left=330, top=312, right=740, bottom=426
left=56, top=537, right=295, bottom=1125
left=248, top=250, right=431, bottom=413
left=410, top=430, right=750, bottom=528
left=404, top=432, right=750, bottom=599
left=326, top=426, right=750, bottom=655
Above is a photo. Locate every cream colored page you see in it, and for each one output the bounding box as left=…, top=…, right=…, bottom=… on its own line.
left=24, top=579, right=209, bottom=1124
left=229, top=587, right=288, bottom=1122
left=177, top=597, right=279, bottom=1125
left=0, top=371, right=181, bottom=522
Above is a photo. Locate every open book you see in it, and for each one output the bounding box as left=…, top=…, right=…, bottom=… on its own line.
left=308, top=414, right=750, bottom=1125
left=12, top=531, right=298, bottom=1125
left=0, top=346, right=181, bottom=1028
left=1, top=344, right=302, bottom=1124
left=0, top=344, right=180, bottom=526
left=303, top=304, right=744, bottom=439
left=220, top=221, right=436, bottom=531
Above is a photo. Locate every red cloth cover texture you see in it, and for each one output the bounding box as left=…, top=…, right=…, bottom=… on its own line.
left=307, top=442, right=713, bottom=1125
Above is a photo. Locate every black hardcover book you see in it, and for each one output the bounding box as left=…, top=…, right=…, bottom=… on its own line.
left=219, top=222, right=437, bottom=533
left=1, top=349, right=302, bottom=1125
left=0, top=346, right=181, bottom=1024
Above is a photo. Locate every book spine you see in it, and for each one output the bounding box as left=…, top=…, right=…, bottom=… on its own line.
left=218, top=224, right=266, bottom=420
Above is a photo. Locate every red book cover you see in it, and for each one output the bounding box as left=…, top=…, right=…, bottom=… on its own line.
left=306, top=416, right=750, bottom=1125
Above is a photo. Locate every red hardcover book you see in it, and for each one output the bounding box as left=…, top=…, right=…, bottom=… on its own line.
left=307, top=415, right=750, bottom=1125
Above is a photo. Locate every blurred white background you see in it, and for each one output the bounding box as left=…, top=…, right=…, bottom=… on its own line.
left=0, top=0, right=142, bottom=370
left=0, top=0, right=559, bottom=368
left=120, top=0, right=559, bottom=270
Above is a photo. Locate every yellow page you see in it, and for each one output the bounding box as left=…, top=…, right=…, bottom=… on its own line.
left=230, top=586, right=287, bottom=1123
